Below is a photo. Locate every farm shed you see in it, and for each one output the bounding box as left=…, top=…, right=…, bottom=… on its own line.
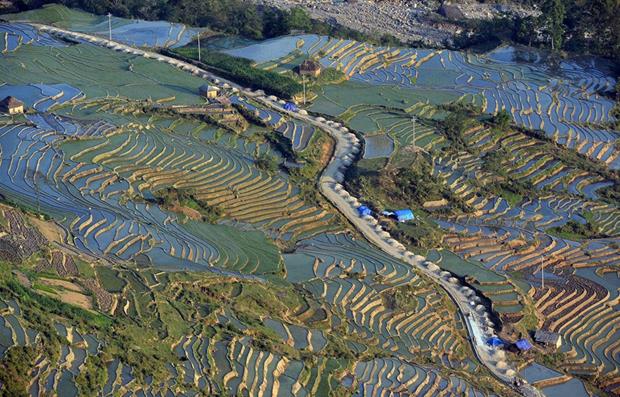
left=299, top=59, right=321, bottom=77
left=394, top=209, right=414, bottom=222
left=357, top=205, right=372, bottom=217
left=534, top=330, right=562, bottom=349
left=0, top=96, right=24, bottom=114
left=199, top=84, right=220, bottom=99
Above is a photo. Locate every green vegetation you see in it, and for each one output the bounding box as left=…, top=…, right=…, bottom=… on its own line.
left=95, top=266, right=125, bottom=293
left=171, top=48, right=302, bottom=98
left=0, top=346, right=36, bottom=397
left=7, top=1, right=402, bottom=45
left=154, top=187, right=224, bottom=223
left=386, top=217, right=444, bottom=253
left=457, top=0, right=620, bottom=60
left=547, top=219, right=608, bottom=241
left=490, top=109, right=512, bottom=130
left=347, top=154, right=448, bottom=209
left=255, top=152, right=280, bottom=174
left=315, top=67, right=346, bottom=85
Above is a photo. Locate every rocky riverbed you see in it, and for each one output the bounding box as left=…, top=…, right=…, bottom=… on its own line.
left=250, top=0, right=538, bottom=46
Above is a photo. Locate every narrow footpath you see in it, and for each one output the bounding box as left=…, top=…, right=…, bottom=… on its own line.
left=33, top=23, right=542, bottom=396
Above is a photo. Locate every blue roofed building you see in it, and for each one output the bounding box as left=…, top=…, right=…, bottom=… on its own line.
left=283, top=102, right=298, bottom=112
left=357, top=205, right=372, bottom=217
left=394, top=209, right=414, bottom=222
left=515, top=339, right=532, bottom=351
left=486, top=337, right=505, bottom=347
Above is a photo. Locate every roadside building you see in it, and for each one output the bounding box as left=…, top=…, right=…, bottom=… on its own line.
left=357, top=205, right=372, bottom=217
left=534, top=330, right=562, bottom=349
left=299, top=59, right=321, bottom=77
left=0, top=96, right=24, bottom=114
left=199, top=84, right=220, bottom=99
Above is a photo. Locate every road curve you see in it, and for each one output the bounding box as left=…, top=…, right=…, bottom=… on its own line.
left=31, top=23, right=542, bottom=396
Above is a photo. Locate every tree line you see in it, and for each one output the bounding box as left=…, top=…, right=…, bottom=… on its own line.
left=10, top=0, right=402, bottom=45
left=457, top=0, right=619, bottom=63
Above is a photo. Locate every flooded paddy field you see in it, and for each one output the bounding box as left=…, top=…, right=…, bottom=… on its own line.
left=220, top=30, right=620, bottom=395
left=0, top=6, right=618, bottom=395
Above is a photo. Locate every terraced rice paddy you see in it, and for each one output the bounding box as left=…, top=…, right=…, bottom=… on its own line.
left=352, top=358, right=493, bottom=396
left=0, top=12, right=618, bottom=396
left=3, top=4, right=204, bottom=48
left=225, top=35, right=619, bottom=168
left=286, top=233, right=476, bottom=367
left=428, top=249, right=527, bottom=318
left=216, top=31, right=619, bottom=394
left=275, top=120, right=316, bottom=151
left=0, top=22, right=65, bottom=52
left=0, top=41, right=208, bottom=103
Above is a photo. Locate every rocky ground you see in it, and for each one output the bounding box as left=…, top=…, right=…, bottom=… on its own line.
left=251, top=0, right=538, bottom=46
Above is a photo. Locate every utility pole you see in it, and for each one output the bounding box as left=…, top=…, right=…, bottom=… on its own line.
left=107, top=13, right=112, bottom=41
left=197, top=32, right=201, bottom=62
left=302, top=75, right=306, bottom=105
left=540, top=255, right=545, bottom=289
left=411, top=116, right=416, bottom=148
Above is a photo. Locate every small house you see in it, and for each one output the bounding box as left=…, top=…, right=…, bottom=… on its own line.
left=394, top=209, right=414, bottom=223
left=199, top=84, right=220, bottom=99
left=299, top=59, right=321, bottom=77
left=534, top=330, right=562, bottom=349
left=0, top=96, right=24, bottom=114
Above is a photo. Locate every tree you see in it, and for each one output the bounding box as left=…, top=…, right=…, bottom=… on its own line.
left=240, top=7, right=264, bottom=39
left=255, top=153, right=280, bottom=174
left=540, top=0, right=565, bottom=50
left=516, top=16, right=538, bottom=47
left=285, top=7, right=312, bottom=32
left=492, top=109, right=512, bottom=130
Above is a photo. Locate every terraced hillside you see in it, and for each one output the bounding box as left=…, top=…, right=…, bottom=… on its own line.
left=3, top=4, right=205, bottom=48
left=214, top=29, right=620, bottom=397
left=0, top=17, right=523, bottom=397
left=228, top=35, right=619, bottom=169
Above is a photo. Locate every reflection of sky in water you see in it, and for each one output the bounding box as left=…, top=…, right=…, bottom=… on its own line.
left=224, top=34, right=319, bottom=63
left=576, top=267, right=620, bottom=299
left=541, top=378, right=589, bottom=397
left=520, top=363, right=562, bottom=383
left=228, top=35, right=618, bottom=166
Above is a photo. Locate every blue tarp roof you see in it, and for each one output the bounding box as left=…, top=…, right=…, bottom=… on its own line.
left=486, top=337, right=505, bottom=347
left=283, top=102, right=298, bottom=111
left=357, top=205, right=372, bottom=217
left=515, top=339, right=532, bottom=351
left=394, top=209, right=414, bottom=222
